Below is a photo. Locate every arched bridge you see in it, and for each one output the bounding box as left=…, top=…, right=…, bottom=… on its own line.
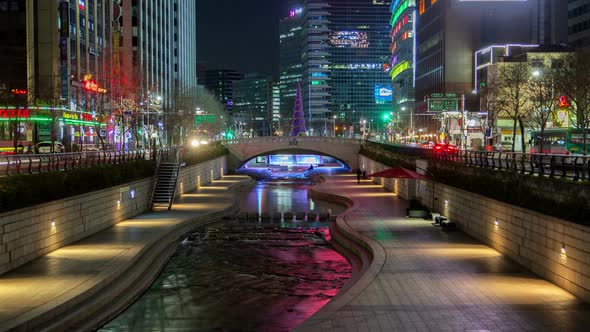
left=221, top=136, right=364, bottom=170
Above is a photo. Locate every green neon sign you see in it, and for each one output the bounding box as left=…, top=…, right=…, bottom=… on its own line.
left=390, top=0, right=409, bottom=26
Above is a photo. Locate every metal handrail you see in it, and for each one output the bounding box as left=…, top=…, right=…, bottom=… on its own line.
left=0, top=149, right=156, bottom=176
left=366, top=141, right=590, bottom=182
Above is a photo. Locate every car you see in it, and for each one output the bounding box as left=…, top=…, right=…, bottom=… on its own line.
left=34, top=141, right=65, bottom=153
left=81, top=145, right=100, bottom=152
left=421, top=141, right=435, bottom=149
left=433, top=143, right=458, bottom=154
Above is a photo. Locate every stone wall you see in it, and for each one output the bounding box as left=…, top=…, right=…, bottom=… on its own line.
left=175, top=157, right=226, bottom=195
left=361, top=154, right=590, bottom=303
left=0, top=156, right=227, bottom=275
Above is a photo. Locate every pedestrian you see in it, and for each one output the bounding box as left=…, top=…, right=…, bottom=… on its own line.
left=356, top=168, right=362, bottom=184
left=26, top=143, right=32, bottom=154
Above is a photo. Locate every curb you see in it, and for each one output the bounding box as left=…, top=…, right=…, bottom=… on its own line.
left=2, top=178, right=251, bottom=332
left=295, top=183, right=387, bottom=331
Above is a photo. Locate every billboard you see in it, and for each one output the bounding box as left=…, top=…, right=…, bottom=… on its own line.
left=375, top=85, right=393, bottom=104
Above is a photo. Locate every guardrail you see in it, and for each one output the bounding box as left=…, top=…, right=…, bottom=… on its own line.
left=221, top=136, right=365, bottom=145
left=0, top=148, right=177, bottom=176
left=368, top=142, right=590, bottom=181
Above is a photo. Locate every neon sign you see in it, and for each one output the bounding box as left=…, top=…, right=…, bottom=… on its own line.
left=81, top=74, right=107, bottom=93
left=558, top=96, right=570, bottom=108
left=289, top=8, right=303, bottom=17
left=0, top=109, right=30, bottom=118
left=11, top=89, right=27, bottom=95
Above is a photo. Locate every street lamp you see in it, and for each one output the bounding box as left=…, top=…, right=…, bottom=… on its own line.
left=332, top=115, right=337, bottom=137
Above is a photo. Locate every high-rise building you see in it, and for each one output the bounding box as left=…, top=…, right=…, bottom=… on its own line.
left=119, top=0, right=197, bottom=133
left=200, top=69, right=244, bottom=114
left=389, top=0, right=417, bottom=137
left=299, top=0, right=392, bottom=137
left=175, top=0, right=198, bottom=103
left=301, top=0, right=331, bottom=134
left=279, top=5, right=304, bottom=127
left=568, top=0, right=590, bottom=49
left=326, top=0, right=392, bottom=138
left=414, top=0, right=538, bottom=132
left=271, top=82, right=281, bottom=135
left=233, top=74, right=272, bottom=137
left=0, top=0, right=115, bottom=147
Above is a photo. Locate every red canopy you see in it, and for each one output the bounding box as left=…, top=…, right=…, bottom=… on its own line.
left=368, top=167, right=428, bottom=180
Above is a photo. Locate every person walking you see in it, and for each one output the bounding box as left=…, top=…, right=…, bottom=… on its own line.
left=356, top=168, right=362, bottom=184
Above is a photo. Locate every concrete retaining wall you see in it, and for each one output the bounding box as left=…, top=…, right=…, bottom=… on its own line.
left=175, top=157, right=226, bottom=196
left=360, top=154, right=590, bottom=303
left=0, top=156, right=227, bottom=275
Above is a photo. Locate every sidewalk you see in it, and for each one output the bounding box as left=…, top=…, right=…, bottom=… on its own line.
left=299, top=174, right=590, bottom=331
left=0, top=175, right=253, bottom=332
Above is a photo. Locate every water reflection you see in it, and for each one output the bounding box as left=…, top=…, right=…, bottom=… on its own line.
left=100, top=177, right=351, bottom=331
left=100, top=228, right=351, bottom=332
left=241, top=181, right=345, bottom=216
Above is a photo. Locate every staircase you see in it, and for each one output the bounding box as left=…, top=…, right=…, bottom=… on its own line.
left=149, top=162, right=181, bottom=210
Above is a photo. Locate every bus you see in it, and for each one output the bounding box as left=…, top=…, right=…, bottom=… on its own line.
left=530, top=128, right=590, bottom=155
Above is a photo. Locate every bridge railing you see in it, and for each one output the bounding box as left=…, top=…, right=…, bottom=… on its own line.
left=221, top=136, right=365, bottom=145
left=0, top=148, right=177, bottom=176
left=368, top=141, right=590, bottom=181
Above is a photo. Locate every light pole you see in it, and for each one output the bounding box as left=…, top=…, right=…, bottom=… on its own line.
left=332, top=115, right=337, bottom=137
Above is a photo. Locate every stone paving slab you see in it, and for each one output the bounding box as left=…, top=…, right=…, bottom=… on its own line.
left=0, top=175, right=253, bottom=332
left=298, top=174, right=590, bottom=332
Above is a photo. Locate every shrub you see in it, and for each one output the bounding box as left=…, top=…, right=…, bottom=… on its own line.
left=0, top=160, right=154, bottom=213
left=182, top=142, right=228, bottom=166
left=360, top=147, right=590, bottom=225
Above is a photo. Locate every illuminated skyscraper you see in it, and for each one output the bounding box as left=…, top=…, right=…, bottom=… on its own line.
left=279, top=5, right=304, bottom=127
left=0, top=0, right=116, bottom=145
left=301, top=0, right=331, bottom=134
left=325, top=0, right=392, bottom=137
left=120, top=0, right=197, bottom=129
left=233, top=74, right=273, bottom=137
left=389, top=0, right=417, bottom=137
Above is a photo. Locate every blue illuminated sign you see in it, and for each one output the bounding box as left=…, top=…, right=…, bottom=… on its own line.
left=375, top=85, right=393, bottom=104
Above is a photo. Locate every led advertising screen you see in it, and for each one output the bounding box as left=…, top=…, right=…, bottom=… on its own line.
left=375, top=85, right=393, bottom=104
left=295, top=155, right=320, bottom=165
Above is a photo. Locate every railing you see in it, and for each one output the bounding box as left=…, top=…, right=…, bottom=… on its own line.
left=368, top=141, right=590, bottom=181
left=0, top=148, right=177, bottom=176
left=221, top=136, right=365, bottom=145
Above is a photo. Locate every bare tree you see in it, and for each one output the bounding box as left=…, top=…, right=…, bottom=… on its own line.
left=490, top=62, right=531, bottom=152
left=479, top=82, right=505, bottom=148
left=528, top=68, right=559, bottom=153
left=554, top=52, right=590, bottom=155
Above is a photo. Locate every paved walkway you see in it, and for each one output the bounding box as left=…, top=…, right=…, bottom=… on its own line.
left=0, top=175, right=252, bottom=332
left=299, top=174, right=590, bottom=332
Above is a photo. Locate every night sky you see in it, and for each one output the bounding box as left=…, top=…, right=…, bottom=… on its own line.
left=196, top=0, right=290, bottom=79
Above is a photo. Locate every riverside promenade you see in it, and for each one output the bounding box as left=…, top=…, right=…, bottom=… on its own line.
left=0, top=175, right=253, bottom=332
left=299, top=174, right=590, bottom=331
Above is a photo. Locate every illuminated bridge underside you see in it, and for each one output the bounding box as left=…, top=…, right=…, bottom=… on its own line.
left=222, top=137, right=363, bottom=170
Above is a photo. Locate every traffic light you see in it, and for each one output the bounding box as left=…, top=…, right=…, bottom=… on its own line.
left=382, top=113, right=391, bottom=121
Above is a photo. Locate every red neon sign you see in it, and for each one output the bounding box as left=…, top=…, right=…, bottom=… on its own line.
left=0, top=109, right=30, bottom=118
left=558, top=96, right=570, bottom=108
left=11, top=89, right=27, bottom=95
left=82, top=80, right=107, bottom=94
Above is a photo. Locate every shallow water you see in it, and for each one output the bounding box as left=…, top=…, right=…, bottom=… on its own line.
left=100, top=178, right=351, bottom=331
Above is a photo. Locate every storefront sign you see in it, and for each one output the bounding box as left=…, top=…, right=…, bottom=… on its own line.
left=62, top=112, right=79, bottom=120
left=0, top=109, right=30, bottom=118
